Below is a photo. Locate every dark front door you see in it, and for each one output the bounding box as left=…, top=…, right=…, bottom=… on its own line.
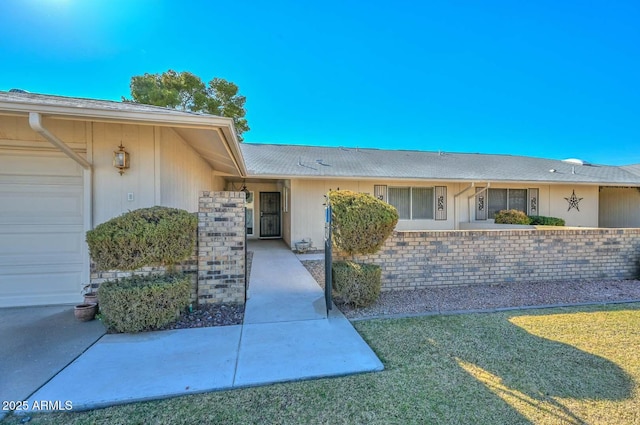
left=260, top=192, right=281, bottom=238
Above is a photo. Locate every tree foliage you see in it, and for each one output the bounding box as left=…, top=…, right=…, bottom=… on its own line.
left=124, top=69, right=249, bottom=139
left=329, top=190, right=399, bottom=255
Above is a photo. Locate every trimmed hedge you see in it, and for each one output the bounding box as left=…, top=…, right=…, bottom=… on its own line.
left=98, top=274, right=190, bottom=333
left=86, top=206, right=197, bottom=271
left=332, top=261, right=382, bottom=307
left=494, top=209, right=531, bottom=225
left=329, top=190, right=399, bottom=255
left=529, top=215, right=566, bottom=226
left=493, top=210, right=566, bottom=226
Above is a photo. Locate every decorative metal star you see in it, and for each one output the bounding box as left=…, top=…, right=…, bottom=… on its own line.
left=564, top=190, right=583, bottom=211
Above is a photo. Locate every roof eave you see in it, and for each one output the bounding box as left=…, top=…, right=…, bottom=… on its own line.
left=0, top=99, right=248, bottom=177
left=244, top=173, right=640, bottom=186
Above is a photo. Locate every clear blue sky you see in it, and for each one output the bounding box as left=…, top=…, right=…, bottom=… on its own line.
left=1, top=0, right=638, bottom=165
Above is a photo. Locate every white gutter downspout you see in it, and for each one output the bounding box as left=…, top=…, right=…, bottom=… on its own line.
left=29, top=112, right=93, bottom=298
left=29, top=112, right=92, bottom=170
left=453, top=182, right=475, bottom=230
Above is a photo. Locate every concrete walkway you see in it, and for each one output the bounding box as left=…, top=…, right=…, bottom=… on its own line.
left=16, top=240, right=382, bottom=413
left=245, top=240, right=327, bottom=323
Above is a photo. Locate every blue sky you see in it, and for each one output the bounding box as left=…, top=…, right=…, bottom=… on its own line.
left=1, top=0, right=638, bottom=165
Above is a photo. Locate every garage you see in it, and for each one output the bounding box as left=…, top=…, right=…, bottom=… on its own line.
left=599, top=186, right=640, bottom=228
left=0, top=150, right=86, bottom=307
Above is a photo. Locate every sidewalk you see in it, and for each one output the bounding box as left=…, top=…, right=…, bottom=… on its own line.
left=19, top=241, right=383, bottom=413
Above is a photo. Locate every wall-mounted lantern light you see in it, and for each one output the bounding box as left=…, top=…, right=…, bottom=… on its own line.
left=113, top=143, right=130, bottom=175
left=240, top=183, right=253, bottom=203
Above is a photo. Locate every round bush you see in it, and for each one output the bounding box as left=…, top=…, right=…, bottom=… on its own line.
left=86, top=206, right=197, bottom=271
left=98, top=274, right=190, bottom=333
left=332, top=261, right=382, bottom=307
left=329, top=190, right=399, bottom=255
left=494, top=209, right=531, bottom=225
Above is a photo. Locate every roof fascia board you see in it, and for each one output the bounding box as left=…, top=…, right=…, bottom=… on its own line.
left=214, top=127, right=247, bottom=177
left=246, top=174, right=639, bottom=186
left=0, top=100, right=247, bottom=177
left=0, top=101, right=235, bottom=128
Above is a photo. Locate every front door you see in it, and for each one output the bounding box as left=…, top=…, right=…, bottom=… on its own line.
left=260, top=192, right=281, bottom=238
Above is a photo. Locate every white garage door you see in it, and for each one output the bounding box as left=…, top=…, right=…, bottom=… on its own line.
left=0, top=151, right=85, bottom=307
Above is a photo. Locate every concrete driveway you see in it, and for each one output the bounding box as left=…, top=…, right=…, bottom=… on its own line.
left=0, top=305, right=105, bottom=417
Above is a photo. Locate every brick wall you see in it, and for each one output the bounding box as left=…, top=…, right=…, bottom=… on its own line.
left=336, top=228, right=640, bottom=290
left=90, top=252, right=199, bottom=302
left=91, top=191, right=247, bottom=305
left=197, top=191, right=246, bottom=304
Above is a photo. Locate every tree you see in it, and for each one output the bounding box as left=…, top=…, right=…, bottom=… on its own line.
left=124, top=70, right=249, bottom=140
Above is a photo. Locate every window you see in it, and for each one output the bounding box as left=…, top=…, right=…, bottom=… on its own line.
left=388, top=187, right=434, bottom=220
left=487, top=188, right=528, bottom=219
left=388, top=187, right=410, bottom=219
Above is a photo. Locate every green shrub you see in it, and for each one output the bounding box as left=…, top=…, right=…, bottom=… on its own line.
left=332, top=261, right=382, bottom=307
left=86, top=206, right=197, bottom=271
left=98, top=274, right=190, bottom=333
left=529, top=215, right=566, bottom=226
left=494, top=209, right=532, bottom=225
left=329, top=190, right=399, bottom=255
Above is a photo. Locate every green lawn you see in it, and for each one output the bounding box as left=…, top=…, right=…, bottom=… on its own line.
left=4, top=303, right=639, bottom=425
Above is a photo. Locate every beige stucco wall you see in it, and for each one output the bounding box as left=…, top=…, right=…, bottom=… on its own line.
left=548, top=185, right=598, bottom=227
left=290, top=179, right=460, bottom=250
left=92, top=123, right=219, bottom=225
left=92, top=122, right=156, bottom=225
left=459, top=183, right=598, bottom=227
left=0, top=115, right=88, bottom=152
left=289, top=179, right=602, bottom=249
left=460, top=183, right=552, bottom=223
left=159, top=127, right=216, bottom=212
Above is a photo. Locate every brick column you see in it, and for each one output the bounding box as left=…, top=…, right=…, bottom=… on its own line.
left=198, top=191, right=246, bottom=305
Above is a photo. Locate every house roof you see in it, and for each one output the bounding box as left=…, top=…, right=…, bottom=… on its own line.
left=0, top=90, right=211, bottom=117
left=622, top=164, right=640, bottom=179
left=0, top=91, right=246, bottom=176
left=241, top=143, right=640, bottom=186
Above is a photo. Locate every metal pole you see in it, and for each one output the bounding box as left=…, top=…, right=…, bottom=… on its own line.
left=324, top=201, right=333, bottom=314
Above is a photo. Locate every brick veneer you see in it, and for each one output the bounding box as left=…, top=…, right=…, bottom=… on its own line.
left=90, top=254, right=199, bottom=302
left=197, top=191, right=246, bottom=304
left=91, top=191, right=246, bottom=305
left=335, top=228, right=640, bottom=290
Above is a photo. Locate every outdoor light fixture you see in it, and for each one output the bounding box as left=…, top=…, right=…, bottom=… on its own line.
left=113, top=143, right=130, bottom=175
left=240, top=183, right=253, bottom=203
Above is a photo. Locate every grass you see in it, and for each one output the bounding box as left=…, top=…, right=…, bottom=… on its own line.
left=3, top=303, right=639, bottom=425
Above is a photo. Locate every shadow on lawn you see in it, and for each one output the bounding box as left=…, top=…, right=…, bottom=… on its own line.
left=443, top=313, right=632, bottom=399
left=358, top=306, right=635, bottom=424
